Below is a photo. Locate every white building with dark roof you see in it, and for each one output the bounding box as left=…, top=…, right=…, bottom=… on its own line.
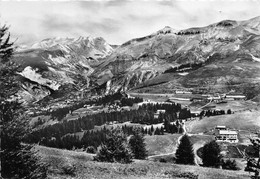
left=214, top=126, right=238, bottom=143
left=226, top=93, right=246, bottom=100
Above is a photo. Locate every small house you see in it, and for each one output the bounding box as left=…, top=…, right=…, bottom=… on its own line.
left=191, top=95, right=208, bottom=102
left=226, top=93, right=246, bottom=100
left=175, top=90, right=192, bottom=94
left=154, top=109, right=166, bottom=118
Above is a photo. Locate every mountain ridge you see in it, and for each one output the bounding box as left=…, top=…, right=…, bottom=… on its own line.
left=12, top=16, right=260, bottom=104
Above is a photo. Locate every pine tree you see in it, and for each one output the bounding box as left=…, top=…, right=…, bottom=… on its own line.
left=201, top=140, right=222, bottom=168
left=245, top=138, right=260, bottom=178
left=221, top=159, right=239, bottom=170
left=148, top=128, right=152, bottom=135
left=175, top=134, right=195, bottom=165
left=154, top=127, right=160, bottom=135
left=94, top=127, right=132, bottom=163
left=0, top=24, right=13, bottom=62
left=227, top=109, right=232, bottom=114
left=0, top=24, right=47, bottom=178
left=151, top=125, right=154, bottom=133
left=160, top=126, right=164, bottom=135
left=144, top=128, right=148, bottom=135
left=129, top=128, right=148, bottom=159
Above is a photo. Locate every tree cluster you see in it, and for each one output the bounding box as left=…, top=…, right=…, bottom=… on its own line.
left=200, top=109, right=226, bottom=118
left=245, top=138, right=260, bottom=178
left=201, top=140, right=222, bottom=168
left=94, top=127, right=132, bottom=163
left=164, top=119, right=184, bottom=134
left=94, top=127, right=148, bottom=163
left=128, top=128, right=148, bottom=160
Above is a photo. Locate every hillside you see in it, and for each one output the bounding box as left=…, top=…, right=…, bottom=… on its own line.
left=37, top=145, right=250, bottom=179
left=94, top=16, right=260, bottom=97
left=12, top=36, right=113, bottom=103
left=186, top=109, right=260, bottom=135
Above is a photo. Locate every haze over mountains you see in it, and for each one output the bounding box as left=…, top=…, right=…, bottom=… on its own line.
left=12, top=16, right=260, bottom=103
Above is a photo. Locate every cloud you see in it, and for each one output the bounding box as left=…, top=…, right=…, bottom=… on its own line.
left=0, top=1, right=259, bottom=45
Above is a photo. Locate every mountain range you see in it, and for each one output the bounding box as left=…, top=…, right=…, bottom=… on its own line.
left=12, top=16, right=260, bottom=104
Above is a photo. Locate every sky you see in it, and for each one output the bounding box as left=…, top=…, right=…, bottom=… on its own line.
left=0, top=0, right=260, bottom=45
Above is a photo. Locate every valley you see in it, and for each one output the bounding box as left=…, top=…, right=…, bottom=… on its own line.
left=2, top=14, right=260, bottom=179
left=24, top=89, right=260, bottom=178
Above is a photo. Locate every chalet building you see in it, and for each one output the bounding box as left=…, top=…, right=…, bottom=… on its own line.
left=169, top=96, right=190, bottom=101
left=225, top=93, right=246, bottom=100
left=214, top=125, right=227, bottom=132
left=154, top=109, right=166, bottom=118
left=201, top=105, right=216, bottom=110
left=175, top=90, right=192, bottom=94
left=190, top=110, right=201, bottom=117
left=190, top=95, right=208, bottom=102
left=214, top=126, right=238, bottom=143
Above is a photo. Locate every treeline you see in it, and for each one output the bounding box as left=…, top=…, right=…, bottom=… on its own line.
left=28, top=105, right=180, bottom=144
left=200, top=109, right=231, bottom=118
left=37, top=122, right=183, bottom=150
left=26, top=96, right=196, bottom=152
left=27, top=101, right=190, bottom=149
left=38, top=119, right=185, bottom=150
left=176, top=30, right=201, bottom=35
left=40, top=128, right=108, bottom=150
left=164, top=120, right=185, bottom=134
left=140, top=102, right=181, bottom=113
left=38, top=125, right=142, bottom=150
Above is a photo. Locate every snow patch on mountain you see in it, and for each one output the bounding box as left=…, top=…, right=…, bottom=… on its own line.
left=48, top=54, right=68, bottom=65
left=234, top=45, right=240, bottom=51
left=18, top=66, right=60, bottom=90
left=48, top=67, right=74, bottom=84
left=250, top=53, right=260, bottom=62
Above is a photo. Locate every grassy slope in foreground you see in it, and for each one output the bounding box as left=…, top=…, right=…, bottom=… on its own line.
left=37, top=145, right=250, bottom=179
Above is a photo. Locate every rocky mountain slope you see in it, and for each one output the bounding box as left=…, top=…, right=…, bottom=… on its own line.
left=13, top=36, right=113, bottom=103
left=13, top=16, right=260, bottom=103
left=94, top=16, right=260, bottom=97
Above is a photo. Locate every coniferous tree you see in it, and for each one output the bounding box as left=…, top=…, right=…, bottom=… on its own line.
left=201, top=140, right=222, bottom=168
left=129, top=128, right=148, bottom=159
left=148, top=128, right=152, bottom=135
left=154, top=127, right=159, bottom=135
left=151, top=125, right=154, bottom=133
left=175, top=134, right=195, bottom=165
left=160, top=126, right=164, bottom=135
left=94, top=127, right=132, bottom=163
left=221, top=159, right=239, bottom=170
left=227, top=109, right=232, bottom=114
left=0, top=24, right=47, bottom=178
left=144, top=128, right=148, bottom=135
left=245, top=138, right=260, bottom=178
